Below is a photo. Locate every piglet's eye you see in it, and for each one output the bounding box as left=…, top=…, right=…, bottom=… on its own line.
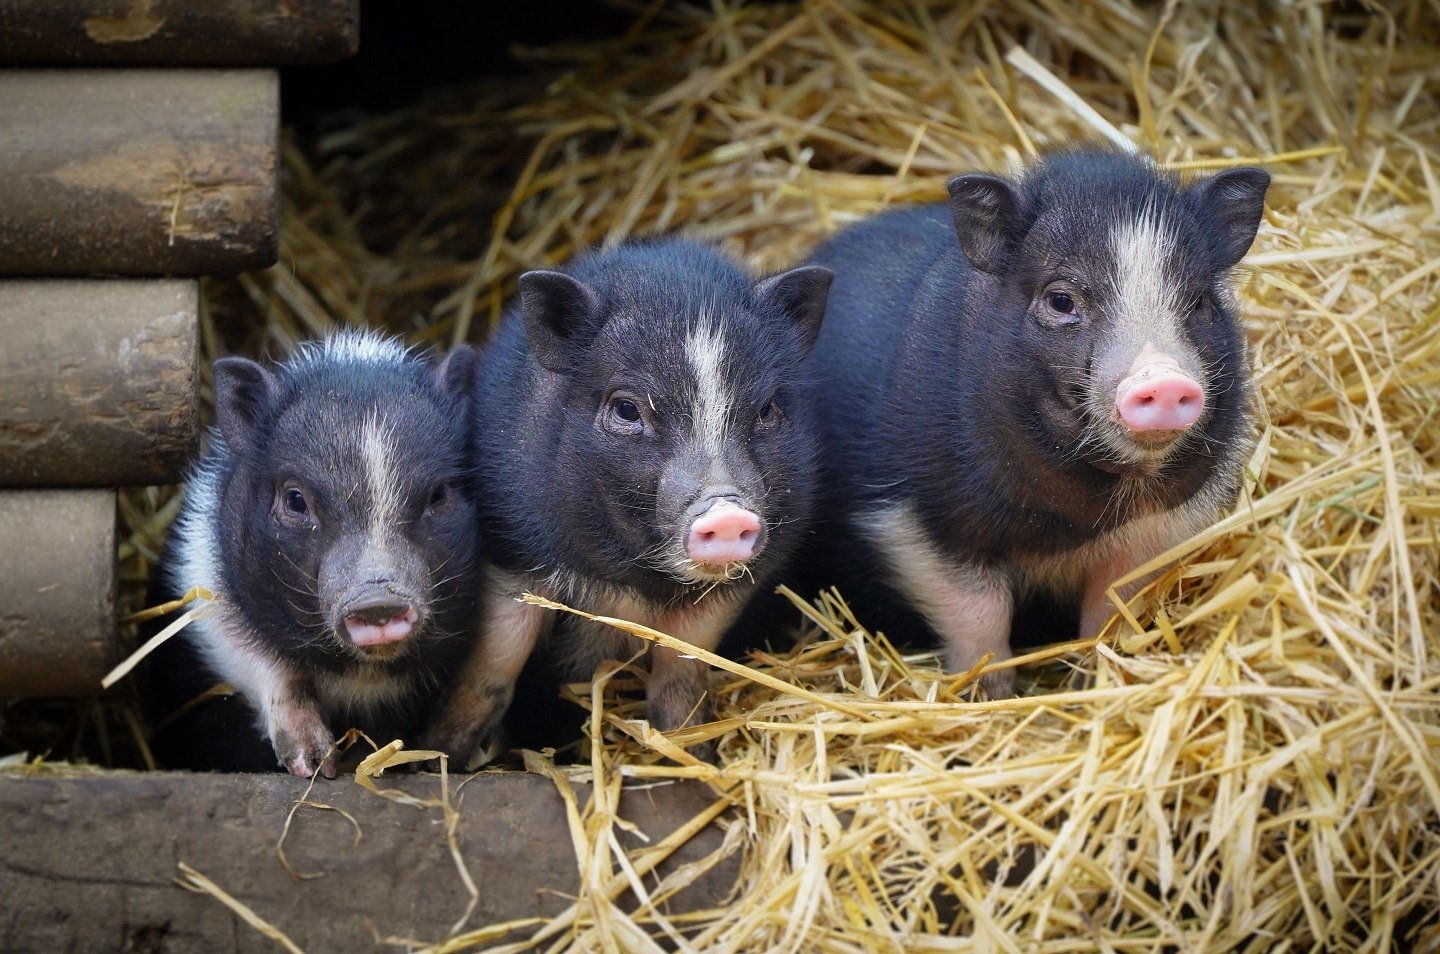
left=275, top=482, right=315, bottom=528
left=757, top=400, right=781, bottom=428
left=601, top=392, right=648, bottom=436
left=1038, top=288, right=1083, bottom=328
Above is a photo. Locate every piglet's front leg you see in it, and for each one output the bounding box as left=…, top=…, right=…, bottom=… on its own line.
left=863, top=506, right=1016, bottom=697
left=932, top=574, right=1016, bottom=699
left=423, top=574, right=546, bottom=770
left=1080, top=512, right=1202, bottom=639
left=424, top=680, right=514, bottom=770
left=1080, top=556, right=1154, bottom=640
left=212, top=615, right=337, bottom=778
left=647, top=645, right=713, bottom=733
left=646, top=597, right=745, bottom=762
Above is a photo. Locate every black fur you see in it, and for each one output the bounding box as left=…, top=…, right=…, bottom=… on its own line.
left=427, top=238, right=830, bottom=763
left=149, top=334, right=482, bottom=773
left=804, top=150, right=1268, bottom=654
left=478, top=240, right=825, bottom=606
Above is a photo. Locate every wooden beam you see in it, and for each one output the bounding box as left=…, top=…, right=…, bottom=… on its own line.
left=0, top=489, right=116, bottom=697
left=0, top=70, right=278, bottom=276
left=0, top=280, right=199, bottom=487
left=0, top=0, right=359, bottom=66
left=0, top=771, right=737, bottom=950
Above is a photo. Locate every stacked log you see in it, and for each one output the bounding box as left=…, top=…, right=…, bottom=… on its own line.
left=0, top=2, right=355, bottom=696
left=0, top=0, right=358, bottom=66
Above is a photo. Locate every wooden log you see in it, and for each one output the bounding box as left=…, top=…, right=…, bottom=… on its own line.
left=0, top=280, right=199, bottom=487
left=0, top=0, right=359, bottom=66
left=0, top=771, right=738, bottom=951
left=0, top=490, right=116, bottom=697
left=0, top=70, right=278, bottom=277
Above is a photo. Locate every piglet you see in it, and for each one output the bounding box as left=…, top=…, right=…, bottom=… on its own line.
left=425, top=239, right=830, bottom=766
left=804, top=150, right=1269, bottom=694
left=153, top=332, right=479, bottom=777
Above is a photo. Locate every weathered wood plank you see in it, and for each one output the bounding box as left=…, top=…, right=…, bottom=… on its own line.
left=0, top=771, right=737, bottom=952
left=0, top=280, right=199, bottom=486
left=0, top=490, right=116, bottom=697
left=0, top=70, right=278, bottom=276
left=0, top=0, right=358, bottom=66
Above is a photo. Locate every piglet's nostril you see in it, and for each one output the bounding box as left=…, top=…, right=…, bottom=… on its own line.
left=695, top=524, right=757, bottom=544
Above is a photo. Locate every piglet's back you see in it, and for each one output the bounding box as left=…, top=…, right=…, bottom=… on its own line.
left=805, top=202, right=969, bottom=510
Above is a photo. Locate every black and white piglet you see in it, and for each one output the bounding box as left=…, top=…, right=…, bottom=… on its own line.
left=806, top=150, right=1269, bottom=694
left=153, top=332, right=479, bottom=777
left=425, top=239, right=830, bottom=766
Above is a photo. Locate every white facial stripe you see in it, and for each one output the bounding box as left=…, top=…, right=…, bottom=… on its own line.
left=361, top=411, right=402, bottom=544
left=685, top=317, right=731, bottom=457
left=1110, top=206, right=1186, bottom=349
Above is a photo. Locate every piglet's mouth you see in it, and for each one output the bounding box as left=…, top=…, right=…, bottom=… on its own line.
left=343, top=605, right=419, bottom=648
left=680, top=558, right=753, bottom=585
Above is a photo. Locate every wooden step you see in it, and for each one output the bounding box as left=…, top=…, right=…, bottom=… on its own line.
left=0, top=489, right=116, bottom=696
left=0, top=69, right=278, bottom=276
left=0, top=770, right=736, bottom=951
left=0, top=0, right=358, bottom=66
left=0, top=280, right=199, bottom=487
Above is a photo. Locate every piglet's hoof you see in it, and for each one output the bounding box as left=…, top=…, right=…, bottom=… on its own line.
left=647, top=698, right=713, bottom=735
left=685, top=739, right=719, bottom=765
left=273, top=724, right=338, bottom=779
left=977, top=667, right=1017, bottom=699
left=648, top=689, right=720, bottom=763
left=420, top=720, right=507, bottom=773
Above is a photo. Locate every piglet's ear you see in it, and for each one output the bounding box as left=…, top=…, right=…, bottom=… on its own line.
left=433, top=343, right=478, bottom=400
left=519, top=270, right=599, bottom=374
left=213, top=356, right=279, bottom=454
left=753, top=265, right=832, bottom=354
left=947, top=173, right=1020, bottom=275
left=1191, top=167, right=1270, bottom=269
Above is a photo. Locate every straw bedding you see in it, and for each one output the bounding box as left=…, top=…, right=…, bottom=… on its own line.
left=107, top=0, right=1440, bottom=950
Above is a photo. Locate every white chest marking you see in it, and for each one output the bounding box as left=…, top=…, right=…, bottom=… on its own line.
left=857, top=504, right=1013, bottom=674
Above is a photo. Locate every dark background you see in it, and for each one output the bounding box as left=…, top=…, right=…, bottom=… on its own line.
left=282, top=1, right=636, bottom=121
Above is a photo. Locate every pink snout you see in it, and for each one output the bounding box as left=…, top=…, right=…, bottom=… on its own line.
left=686, top=500, right=762, bottom=566
left=344, top=604, right=418, bottom=648
left=1115, top=355, right=1205, bottom=441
